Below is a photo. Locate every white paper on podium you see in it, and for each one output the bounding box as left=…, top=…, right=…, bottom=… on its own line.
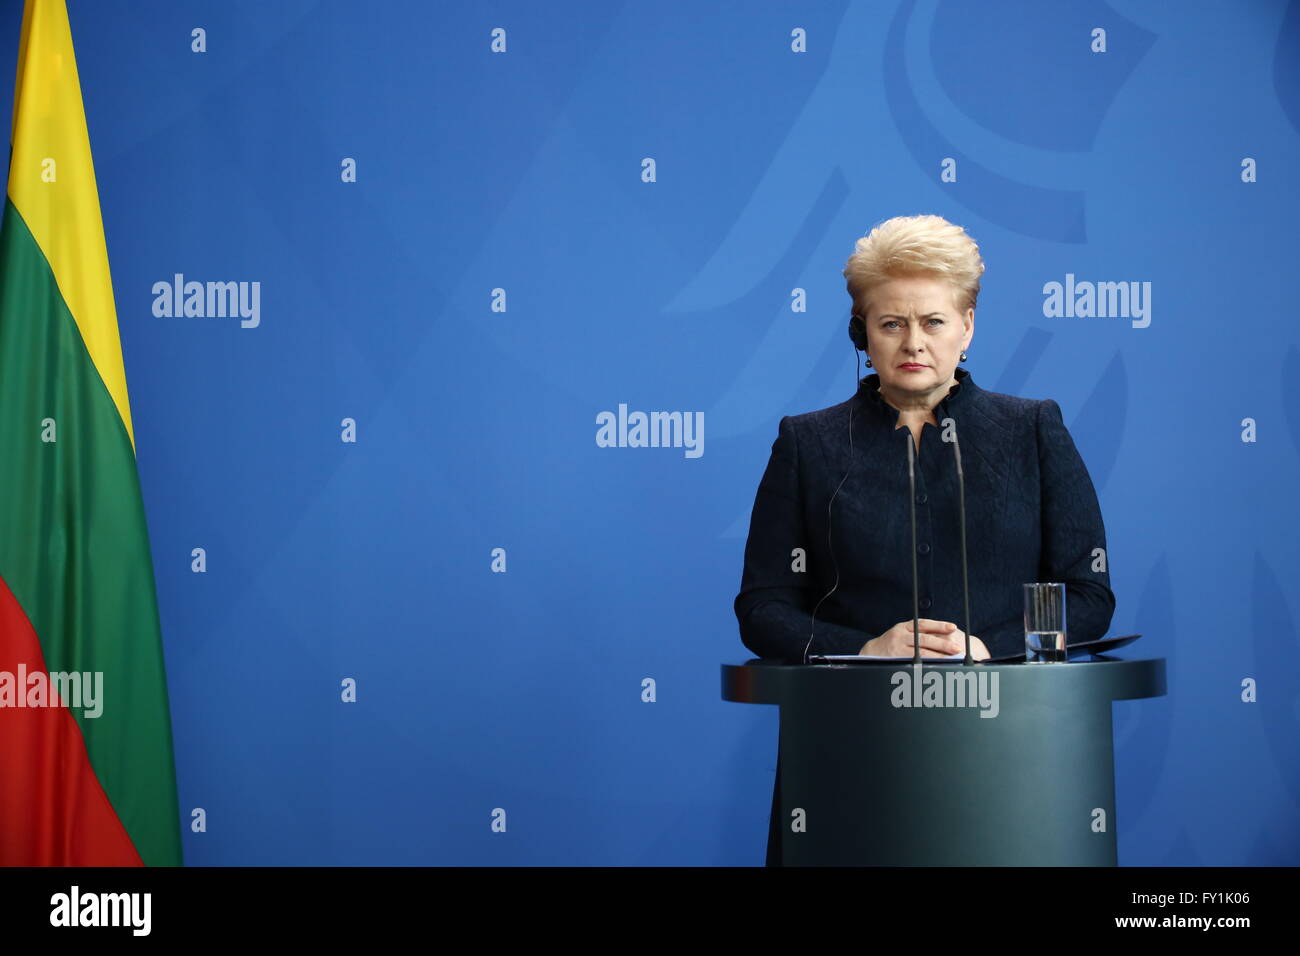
left=817, top=652, right=966, bottom=662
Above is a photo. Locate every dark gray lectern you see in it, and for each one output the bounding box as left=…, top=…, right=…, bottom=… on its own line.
left=722, top=658, right=1166, bottom=866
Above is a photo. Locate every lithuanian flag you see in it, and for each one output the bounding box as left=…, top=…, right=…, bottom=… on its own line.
left=0, top=0, right=182, bottom=865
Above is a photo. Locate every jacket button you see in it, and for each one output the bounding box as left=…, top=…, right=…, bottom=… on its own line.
left=918, top=543, right=930, bottom=554
left=920, top=598, right=932, bottom=610
left=916, top=493, right=927, bottom=504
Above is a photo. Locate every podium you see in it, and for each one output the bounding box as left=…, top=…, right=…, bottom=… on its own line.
left=722, top=657, right=1166, bottom=866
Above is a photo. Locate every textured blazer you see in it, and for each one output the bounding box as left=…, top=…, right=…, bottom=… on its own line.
left=734, top=367, right=1115, bottom=662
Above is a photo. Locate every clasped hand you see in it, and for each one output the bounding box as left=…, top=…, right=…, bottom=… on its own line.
left=859, top=619, right=990, bottom=660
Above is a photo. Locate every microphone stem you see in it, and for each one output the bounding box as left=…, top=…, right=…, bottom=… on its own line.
left=955, top=436, right=974, bottom=665
left=908, top=434, right=920, bottom=663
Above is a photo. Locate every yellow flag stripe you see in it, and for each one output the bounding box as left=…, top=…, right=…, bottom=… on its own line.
left=8, top=0, right=134, bottom=450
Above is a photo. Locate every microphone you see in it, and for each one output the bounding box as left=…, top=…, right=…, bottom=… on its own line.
left=946, top=418, right=975, bottom=665
left=907, top=433, right=921, bottom=662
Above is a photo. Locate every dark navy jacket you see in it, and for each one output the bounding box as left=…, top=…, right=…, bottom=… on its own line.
left=734, top=367, right=1115, bottom=662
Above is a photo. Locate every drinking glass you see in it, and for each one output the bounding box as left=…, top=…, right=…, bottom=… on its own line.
left=1024, top=583, right=1067, bottom=663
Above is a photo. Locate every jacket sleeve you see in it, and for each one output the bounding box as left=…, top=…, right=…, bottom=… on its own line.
left=734, top=415, right=874, bottom=663
left=1031, top=398, right=1116, bottom=652
left=973, top=399, right=1116, bottom=658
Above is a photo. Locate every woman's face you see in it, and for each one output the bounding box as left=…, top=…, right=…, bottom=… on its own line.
left=862, top=276, right=974, bottom=398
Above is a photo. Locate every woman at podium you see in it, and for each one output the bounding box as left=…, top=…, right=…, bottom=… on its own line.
left=733, top=214, right=1115, bottom=663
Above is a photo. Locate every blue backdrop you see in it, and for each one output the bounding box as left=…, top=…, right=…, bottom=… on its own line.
left=1, top=0, right=1297, bottom=865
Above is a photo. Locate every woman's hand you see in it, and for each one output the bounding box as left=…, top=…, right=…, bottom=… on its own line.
left=859, top=620, right=990, bottom=660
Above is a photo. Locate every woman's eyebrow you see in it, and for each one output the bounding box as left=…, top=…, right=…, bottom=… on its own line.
left=876, top=312, right=946, bottom=319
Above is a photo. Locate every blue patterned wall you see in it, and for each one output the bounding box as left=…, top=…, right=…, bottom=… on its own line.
left=2, top=0, right=1295, bottom=864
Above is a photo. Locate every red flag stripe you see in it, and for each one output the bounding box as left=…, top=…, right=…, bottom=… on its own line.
left=0, top=572, right=142, bottom=865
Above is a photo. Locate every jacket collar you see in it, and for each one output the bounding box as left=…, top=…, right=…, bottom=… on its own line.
left=858, top=366, right=977, bottom=424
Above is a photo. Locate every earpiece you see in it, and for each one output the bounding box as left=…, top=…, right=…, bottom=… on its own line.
left=847, top=312, right=868, bottom=352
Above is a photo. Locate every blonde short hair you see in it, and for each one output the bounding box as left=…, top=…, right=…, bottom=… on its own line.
left=843, top=214, right=985, bottom=318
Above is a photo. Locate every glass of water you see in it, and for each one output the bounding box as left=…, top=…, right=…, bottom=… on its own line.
left=1024, top=583, right=1067, bottom=663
